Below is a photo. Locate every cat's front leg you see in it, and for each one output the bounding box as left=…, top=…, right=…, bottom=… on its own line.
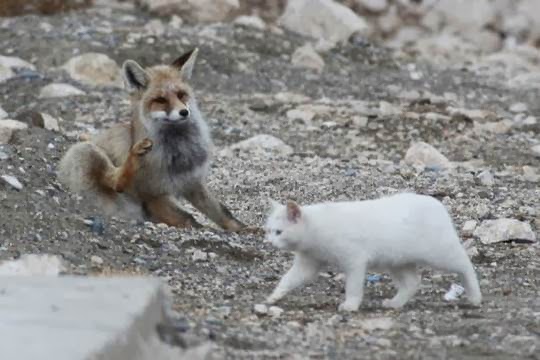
left=338, top=266, right=367, bottom=312
left=266, top=255, right=320, bottom=304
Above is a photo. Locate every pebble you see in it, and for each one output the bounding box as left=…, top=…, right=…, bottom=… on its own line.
left=90, top=255, right=104, bottom=266
left=39, top=83, right=86, bottom=98
left=477, top=170, right=495, bottom=186
left=474, top=218, right=536, bottom=244
left=404, top=142, right=451, bottom=171
left=1, top=175, right=23, bottom=190
left=462, top=220, right=477, bottom=236
left=192, top=249, right=208, bottom=261
left=268, top=306, right=284, bottom=318
left=0, top=106, right=7, bottom=119
left=509, top=102, right=528, bottom=113
left=291, top=43, right=325, bottom=73
left=254, top=303, right=268, bottom=315
left=531, top=145, right=540, bottom=158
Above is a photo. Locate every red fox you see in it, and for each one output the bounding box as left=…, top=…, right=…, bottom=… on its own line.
left=58, top=49, right=247, bottom=231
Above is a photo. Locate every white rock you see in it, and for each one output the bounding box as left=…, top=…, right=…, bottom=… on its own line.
left=39, top=83, right=86, bottom=98
left=253, top=303, right=268, bottom=315
left=274, top=92, right=311, bottom=104
left=139, top=0, right=239, bottom=23
left=361, top=317, right=394, bottom=331
left=522, top=166, right=540, bottom=182
left=377, top=5, right=400, bottom=34
left=279, top=0, right=369, bottom=44
left=192, top=249, right=208, bottom=261
left=291, top=43, right=325, bottom=72
left=508, top=72, right=540, bottom=90
left=286, top=108, right=315, bottom=123
left=234, top=15, right=266, bottom=30
left=433, top=0, right=495, bottom=31
left=474, top=219, right=536, bottom=244
left=531, top=145, right=540, bottom=158
left=477, top=170, right=495, bottom=186
left=0, top=254, right=65, bottom=276
left=224, top=134, right=293, bottom=156
left=462, top=220, right=478, bottom=237
left=169, top=15, right=183, bottom=29
left=62, top=53, right=123, bottom=88
left=143, top=19, right=166, bottom=36
left=355, top=0, right=388, bottom=13
left=0, top=55, right=35, bottom=70
left=404, top=142, right=451, bottom=170
left=509, top=102, right=528, bottom=113
left=91, top=255, right=104, bottom=266
left=1, top=175, right=23, bottom=190
left=0, top=106, right=7, bottom=119
left=447, top=107, right=491, bottom=120
left=268, top=306, right=284, bottom=318
left=474, top=120, right=513, bottom=135
left=0, top=119, right=28, bottom=144
left=0, top=64, right=15, bottom=83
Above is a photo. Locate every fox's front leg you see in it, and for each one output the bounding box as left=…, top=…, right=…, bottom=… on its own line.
left=183, top=182, right=251, bottom=232
left=103, top=138, right=152, bottom=192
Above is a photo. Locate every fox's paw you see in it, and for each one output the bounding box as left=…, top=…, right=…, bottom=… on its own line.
left=132, top=138, right=153, bottom=156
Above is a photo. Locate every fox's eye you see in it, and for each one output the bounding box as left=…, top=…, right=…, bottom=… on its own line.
left=275, top=230, right=282, bottom=235
left=177, top=91, right=187, bottom=100
left=154, top=97, right=167, bottom=104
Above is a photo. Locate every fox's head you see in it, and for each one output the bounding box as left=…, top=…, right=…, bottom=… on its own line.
left=121, top=48, right=200, bottom=131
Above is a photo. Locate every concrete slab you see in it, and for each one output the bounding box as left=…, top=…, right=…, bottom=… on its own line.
left=0, top=276, right=181, bottom=360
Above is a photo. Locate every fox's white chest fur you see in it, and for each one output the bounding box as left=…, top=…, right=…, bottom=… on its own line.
left=264, top=193, right=482, bottom=311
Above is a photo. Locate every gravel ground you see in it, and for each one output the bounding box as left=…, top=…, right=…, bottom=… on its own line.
left=0, top=2, right=539, bottom=359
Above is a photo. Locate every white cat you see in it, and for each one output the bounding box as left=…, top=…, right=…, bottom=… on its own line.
left=264, top=193, right=482, bottom=312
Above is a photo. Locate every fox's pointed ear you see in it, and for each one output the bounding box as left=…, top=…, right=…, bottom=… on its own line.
left=286, top=200, right=301, bottom=223
left=122, top=60, right=149, bottom=91
left=171, top=48, right=199, bottom=80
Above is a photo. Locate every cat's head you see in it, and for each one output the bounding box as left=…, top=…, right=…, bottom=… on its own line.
left=264, top=199, right=305, bottom=251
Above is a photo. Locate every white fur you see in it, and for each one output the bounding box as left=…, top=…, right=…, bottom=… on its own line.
left=264, top=193, right=482, bottom=312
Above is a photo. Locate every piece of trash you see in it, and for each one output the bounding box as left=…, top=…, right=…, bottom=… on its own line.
left=367, top=274, right=382, bottom=283
left=443, top=283, right=465, bottom=301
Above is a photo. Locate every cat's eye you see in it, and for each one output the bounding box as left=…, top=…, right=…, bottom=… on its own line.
left=154, top=97, right=167, bottom=104
left=275, top=230, right=282, bottom=235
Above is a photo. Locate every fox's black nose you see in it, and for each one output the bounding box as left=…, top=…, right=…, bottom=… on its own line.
left=179, top=109, right=189, bottom=118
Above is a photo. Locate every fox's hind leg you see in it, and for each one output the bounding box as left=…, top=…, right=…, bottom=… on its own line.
left=144, top=195, right=202, bottom=228
left=383, top=265, right=421, bottom=309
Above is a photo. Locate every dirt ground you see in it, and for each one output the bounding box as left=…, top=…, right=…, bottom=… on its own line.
left=0, top=2, right=539, bottom=359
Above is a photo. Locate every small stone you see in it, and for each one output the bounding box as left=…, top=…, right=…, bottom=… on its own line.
left=143, top=19, right=165, bottom=36
left=477, top=170, right=495, bottom=186
left=62, top=53, right=123, bottom=88
left=361, top=317, right=394, bottom=331
left=0, top=64, right=15, bottom=83
left=0, top=119, right=28, bottom=144
left=223, top=134, right=293, bottom=156
left=253, top=303, right=268, bottom=315
left=192, top=249, right=208, bottom=261
left=39, top=83, right=86, bottom=98
left=404, top=142, right=451, bottom=171
left=509, top=102, right=528, bottom=113
left=462, top=220, right=477, bottom=237
left=234, top=15, right=266, bottom=30
left=522, top=166, right=540, bottom=182
left=169, top=15, right=183, bottom=29
left=0, top=55, right=35, bottom=70
left=1, top=175, right=23, bottom=190
left=291, top=43, right=325, bottom=73
left=268, top=306, right=284, bottom=318
left=35, top=113, right=60, bottom=132
left=474, top=120, right=513, bottom=135
left=356, top=0, right=388, bottom=13
left=0, top=106, right=7, bottom=119
left=531, top=145, right=540, bottom=158
left=286, top=108, right=315, bottom=123
left=474, top=219, right=536, bottom=244
left=90, top=255, right=104, bottom=266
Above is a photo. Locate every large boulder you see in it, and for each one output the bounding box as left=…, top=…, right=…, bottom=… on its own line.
left=279, top=0, right=369, bottom=44
left=138, top=0, right=240, bottom=23
left=62, top=53, right=123, bottom=88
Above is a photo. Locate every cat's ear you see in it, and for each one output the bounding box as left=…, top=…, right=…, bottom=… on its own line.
left=286, top=200, right=301, bottom=223
left=171, top=48, right=198, bottom=81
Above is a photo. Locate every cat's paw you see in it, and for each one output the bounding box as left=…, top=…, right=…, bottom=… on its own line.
left=338, top=302, right=359, bottom=312
left=382, top=299, right=403, bottom=309
left=132, top=138, right=153, bottom=156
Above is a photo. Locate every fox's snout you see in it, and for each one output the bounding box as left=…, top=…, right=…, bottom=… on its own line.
left=150, top=106, right=190, bottom=123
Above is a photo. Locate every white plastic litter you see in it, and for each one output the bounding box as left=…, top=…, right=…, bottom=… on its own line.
left=443, top=283, right=465, bottom=301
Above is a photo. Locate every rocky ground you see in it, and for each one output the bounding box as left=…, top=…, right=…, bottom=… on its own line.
left=0, top=1, right=539, bottom=359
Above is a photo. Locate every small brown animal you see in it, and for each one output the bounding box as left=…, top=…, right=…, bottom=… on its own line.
left=58, top=48, right=247, bottom=231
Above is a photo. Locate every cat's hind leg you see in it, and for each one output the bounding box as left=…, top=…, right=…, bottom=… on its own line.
left=266, top=255, right=320, bottom=304
left=383, top=264, right=421, bottom=309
